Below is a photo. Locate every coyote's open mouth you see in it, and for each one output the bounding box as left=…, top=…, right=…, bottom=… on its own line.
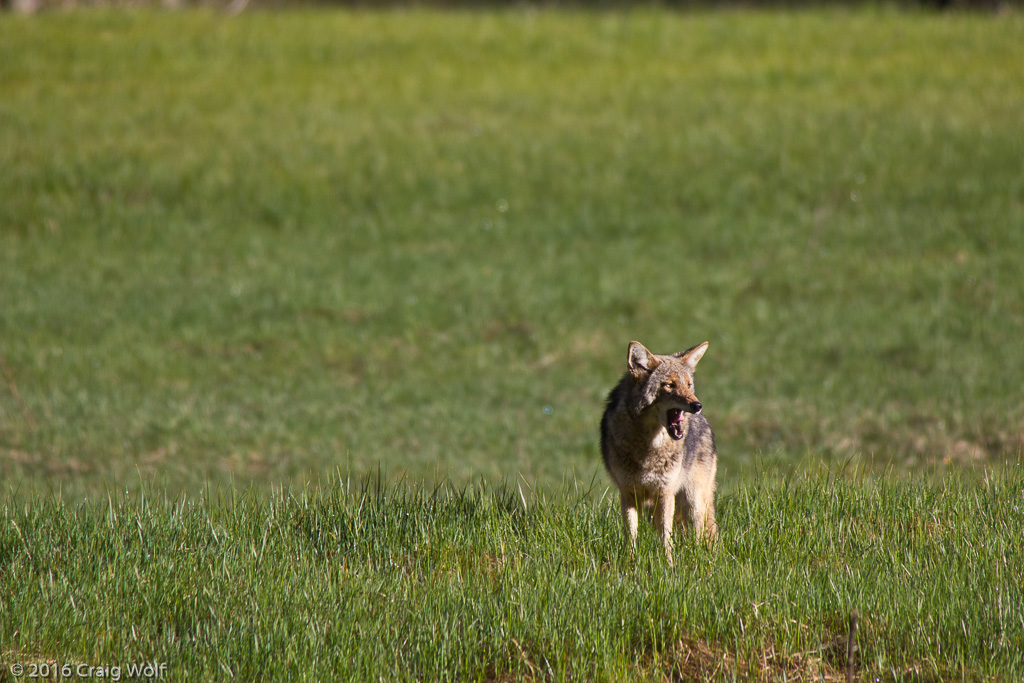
left=666, top=408, right=685, bottom=441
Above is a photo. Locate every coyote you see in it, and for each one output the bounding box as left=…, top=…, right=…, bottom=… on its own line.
left=600, top=341, right=718, bottom=564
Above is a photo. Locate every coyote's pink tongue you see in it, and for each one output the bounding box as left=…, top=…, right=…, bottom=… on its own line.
left=667, top=408, right=685, bottom=441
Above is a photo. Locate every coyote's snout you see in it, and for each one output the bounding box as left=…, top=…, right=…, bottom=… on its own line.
left=600, top=340, right=718, bottom=565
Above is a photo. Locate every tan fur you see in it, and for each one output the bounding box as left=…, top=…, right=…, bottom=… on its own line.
left=600, top=341, right=718, bottom=565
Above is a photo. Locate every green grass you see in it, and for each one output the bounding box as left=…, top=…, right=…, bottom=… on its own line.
left=1, top=8, right=1022, bottom=496
left=1, top=8, right=1024, bottom=678
left=3, top=471, right=1023, bottom=681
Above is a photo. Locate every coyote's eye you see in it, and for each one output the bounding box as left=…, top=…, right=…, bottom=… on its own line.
left=662, top=381, right=675, bottom=391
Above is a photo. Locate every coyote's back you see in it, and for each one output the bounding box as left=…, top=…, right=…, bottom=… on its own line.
left=600, top=340, right=718, bottom=564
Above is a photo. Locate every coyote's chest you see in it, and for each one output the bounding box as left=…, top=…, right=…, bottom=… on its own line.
left=629, top=427, right=687, bottom=491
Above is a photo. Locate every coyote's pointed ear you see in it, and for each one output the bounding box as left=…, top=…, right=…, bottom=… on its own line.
left=676, top=341, right=709, bottom=371
left=628, top=341, right=659, bottom=382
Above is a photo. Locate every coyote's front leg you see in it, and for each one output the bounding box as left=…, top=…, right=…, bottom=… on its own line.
left=655, top=491, right=675, bottom=566
left=620, top=490, right=640, bottom=554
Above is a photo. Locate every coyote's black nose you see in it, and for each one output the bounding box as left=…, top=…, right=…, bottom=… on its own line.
left=690, top=401, right=702, bottom=414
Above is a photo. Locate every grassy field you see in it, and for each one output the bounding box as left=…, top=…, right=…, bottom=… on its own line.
left=1, top=6, right=1024, bottom=680
left=2, top=471, right=1023, bottom=681
left=2, top=8, right=1023, bottom=496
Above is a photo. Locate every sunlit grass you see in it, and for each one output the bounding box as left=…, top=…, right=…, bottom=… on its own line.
left=3, top=470, right=1023, bottom=680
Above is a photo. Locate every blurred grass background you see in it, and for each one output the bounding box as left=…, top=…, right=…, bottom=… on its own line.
left=2, top=8, right=1023, bottom=498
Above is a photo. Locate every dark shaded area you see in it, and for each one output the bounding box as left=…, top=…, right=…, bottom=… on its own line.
left=3, top=0, right=1018, bottom=11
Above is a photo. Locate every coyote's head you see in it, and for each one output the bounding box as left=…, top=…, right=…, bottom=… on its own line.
left=626, top=340, right=709, bottom=440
